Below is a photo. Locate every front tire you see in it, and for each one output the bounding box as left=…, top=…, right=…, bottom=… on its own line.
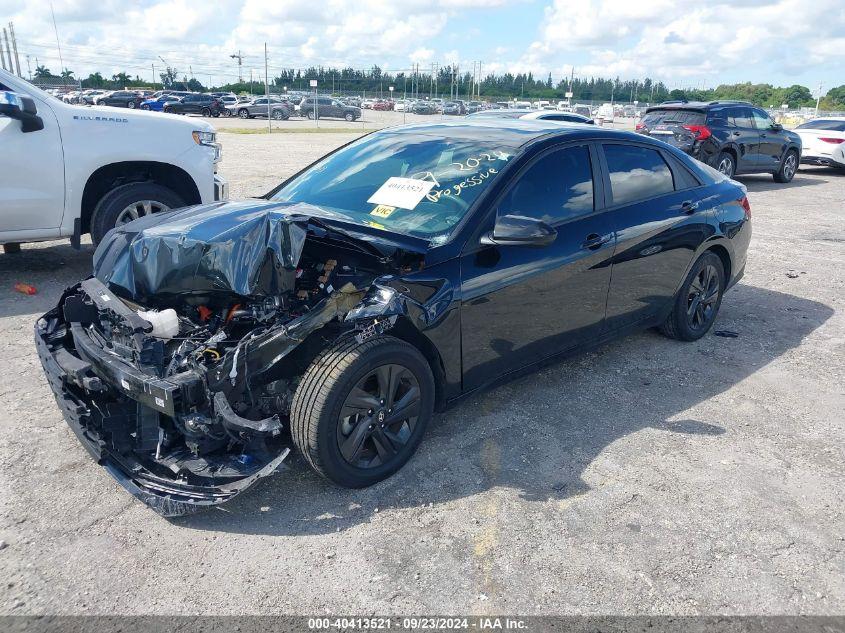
left=659, top=252, right=725, bottom=341
left=290, top=335, right=434, bottom=488
left=344, top=112, right=355, bottom=122
left=774, top=149, right=798, bottom=183
left=238, top=108, right=249, bottom=119
left=201, top=107, right=211, bottom=117
left=90, top=182, right=185, bottom=245
left=140, top=104, right=150, bottom=111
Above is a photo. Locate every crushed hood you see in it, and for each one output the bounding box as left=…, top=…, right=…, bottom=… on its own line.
left=92, top=200, right=427, bottom=306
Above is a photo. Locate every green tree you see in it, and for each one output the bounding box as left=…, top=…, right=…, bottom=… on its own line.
left=111, top=72, right=130, bottom=87
left=34, top=65, right=52, bottom=78
left=60, top=68, right=75, bottom=80
left=825, top=85, right=845, bottom=108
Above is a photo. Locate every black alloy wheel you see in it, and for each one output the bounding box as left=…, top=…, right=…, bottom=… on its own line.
left=659, top=251, right=725, bottom=341
left=686, top=263, right=721, bottom=333
left=336, top=364, right=421, bottom=469
left=290, top=335, right=434, bottom=487
left=201, top=107, right=211, bottom=117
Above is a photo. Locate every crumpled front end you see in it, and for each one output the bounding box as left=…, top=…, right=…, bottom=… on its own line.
left=35, top=279, right=294, bottom=517
left=35, top=201, right=430, bottom=516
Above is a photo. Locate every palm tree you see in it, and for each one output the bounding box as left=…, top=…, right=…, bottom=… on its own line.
left=111, top=72, right=130, bottom=87
left=60, top=69, right=75, bottom=81
left=34, top=65, right=52, bottom=78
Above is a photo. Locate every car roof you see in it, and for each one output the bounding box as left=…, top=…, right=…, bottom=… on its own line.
left=519, top=111, right=590, bottom=120
left=376, top=119, right=646, bottom=147
left=647, top=100, right=755, bottom=112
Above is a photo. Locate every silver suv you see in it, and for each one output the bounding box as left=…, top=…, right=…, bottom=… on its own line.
left=233, top=97, right=291, bottom=120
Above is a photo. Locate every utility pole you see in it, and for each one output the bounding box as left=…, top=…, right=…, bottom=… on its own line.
left=815, top=81, right=823, bottom=117
left=49, top=1, right=64, bottom=75
left=2, top=28, right=11, bottom=73
left=25, top=54, right=31, bottom=79
left=9, top=22, right=21, bottom=76
left=264, top=43, right=271, bottom=132
left=230, top=50, right=244, bottom=83
left=152, top=63, right=156, bottom=89
left=0, top=35, right=6, bottom=71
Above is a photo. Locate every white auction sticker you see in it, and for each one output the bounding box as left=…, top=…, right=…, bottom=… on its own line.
left=367, top=177, right=435, bottom=210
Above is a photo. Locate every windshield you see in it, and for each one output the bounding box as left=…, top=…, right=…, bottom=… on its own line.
left=269, top=130, right=518, bottom=240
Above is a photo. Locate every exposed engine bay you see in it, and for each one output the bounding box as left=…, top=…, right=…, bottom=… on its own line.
left=35, top=203, right=434, bottom=516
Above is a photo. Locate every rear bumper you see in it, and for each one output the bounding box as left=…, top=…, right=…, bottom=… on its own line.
left=801, top=154, right=844, bottom=167
left=34, top=283, right=289, bottom=517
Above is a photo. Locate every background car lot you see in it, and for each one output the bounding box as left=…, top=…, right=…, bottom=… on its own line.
left=0, top=125, right=842, bottom=614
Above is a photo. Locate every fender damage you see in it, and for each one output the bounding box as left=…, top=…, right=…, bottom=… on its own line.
left=35, top=200, right=442, bottom=517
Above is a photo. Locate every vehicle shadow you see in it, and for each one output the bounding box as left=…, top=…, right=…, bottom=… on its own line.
left=175, top=283, right=833, bottom=535
left=0, top=242, right=94, bottom=319
left=735, top=173, right=827, bottom=192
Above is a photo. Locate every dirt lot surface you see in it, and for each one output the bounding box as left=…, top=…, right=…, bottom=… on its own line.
left=0, top=126, right=843, bottom=615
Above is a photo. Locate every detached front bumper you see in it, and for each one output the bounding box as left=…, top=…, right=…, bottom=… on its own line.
left=34, top=283, right=289, bottom=517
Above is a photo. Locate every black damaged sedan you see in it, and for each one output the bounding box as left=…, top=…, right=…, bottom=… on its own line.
left=36, top=120, right=751, bottom=516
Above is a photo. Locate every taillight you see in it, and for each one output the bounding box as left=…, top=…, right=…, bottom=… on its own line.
left=683, top=124, right=712, bottom=140
left=740, top=196, right=751, bottom=220
left=635, top=121, right=645, bottom=131
left=819, top=137, right=845, bottom=144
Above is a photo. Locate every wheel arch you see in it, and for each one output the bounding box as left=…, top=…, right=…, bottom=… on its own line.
left=388, top=317, right=448, bottom=412
left=80, top=161, right=201, bottom=234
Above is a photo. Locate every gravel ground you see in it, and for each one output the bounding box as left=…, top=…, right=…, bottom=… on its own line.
left=0, top=126, right=842, bottom=616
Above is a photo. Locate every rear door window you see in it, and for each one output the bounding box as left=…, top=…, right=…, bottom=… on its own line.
left=603, top=144, right=675, bottom=205
left=727, top=107, right=753, bottom=128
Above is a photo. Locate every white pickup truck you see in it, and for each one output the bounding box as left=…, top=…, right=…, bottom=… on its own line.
left=0, top=68, right=227, bottom=251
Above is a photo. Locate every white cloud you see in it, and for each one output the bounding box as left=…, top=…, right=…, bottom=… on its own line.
left=520, top=0, right=845, bottom=84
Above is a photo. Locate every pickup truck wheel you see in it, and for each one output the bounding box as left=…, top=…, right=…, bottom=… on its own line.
left=90, top=182, right=185, bottom=245
left=290, top=335, right=434, bottom=488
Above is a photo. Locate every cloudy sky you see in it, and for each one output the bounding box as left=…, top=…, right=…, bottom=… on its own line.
left=2, top=0, right=843, bottom=90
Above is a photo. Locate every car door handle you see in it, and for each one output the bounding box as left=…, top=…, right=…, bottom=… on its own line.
left=681, top=200, right=700, bottom=214
left=582, top=233, right=611, bottom=250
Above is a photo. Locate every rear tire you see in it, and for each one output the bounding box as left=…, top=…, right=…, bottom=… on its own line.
left=90, top=182, right=184, bottom=245
left=715, top=151, right=735, bottom=177
left=290, top=335, right=434, bottom=488
left=659, top=252, right=725, bottom=341
left=774, top=149, right=798, bottom=183
left=127, top=101, right=136, bottom=109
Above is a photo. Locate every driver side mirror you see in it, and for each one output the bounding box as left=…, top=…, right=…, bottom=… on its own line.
left=0, top=91, right=44, bottom=133
left=480, top=214, right=557, bottom=247
left=771, top=122, right=783, bottom=131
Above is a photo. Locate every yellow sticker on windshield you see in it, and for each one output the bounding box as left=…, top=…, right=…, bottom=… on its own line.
left=371, top=204, right=396, bottom=218
left=366, top=220, right=387, bottom=230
